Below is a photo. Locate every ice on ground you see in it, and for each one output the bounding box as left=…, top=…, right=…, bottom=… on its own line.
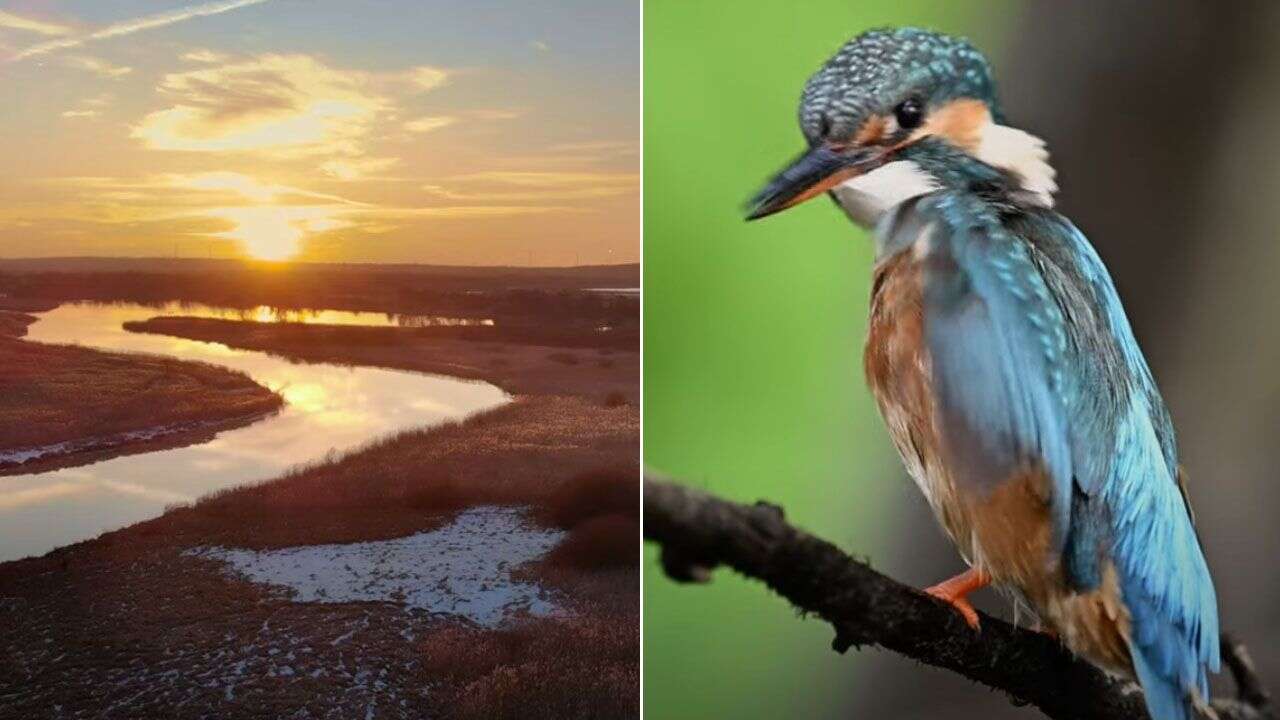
left=0, top=440, right=76, bottom=466
left=0, top=416, right=268, bottom=469
left=188, top=506, right=566, bottom=627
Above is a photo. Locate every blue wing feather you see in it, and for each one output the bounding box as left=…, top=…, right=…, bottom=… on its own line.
left=917, top=196, right=1075, bottom=545
left=909, top=194, right=1219, bottom=719
left=1049, top=217, right=1220, bottom=698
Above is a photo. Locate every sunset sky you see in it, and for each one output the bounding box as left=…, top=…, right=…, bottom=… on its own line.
left=0, top=0, right=638, bottom=264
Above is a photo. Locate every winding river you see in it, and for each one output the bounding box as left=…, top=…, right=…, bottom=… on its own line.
left=0, top=303, right=509, bottom=563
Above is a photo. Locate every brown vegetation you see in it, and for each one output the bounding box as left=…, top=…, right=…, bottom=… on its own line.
left=1, top=295, right=281, bottom=472
left=542, top=468, right=640, bottom=529
left=543, top=515, right=640, bottom=569
left=0, top=272, right=639, bottom=718
left=125, top=315, right=639, bottom=403
left=537, top=468, right=640, bottom=570
left=144, top=395, right=637, bottom=549
left=0, top=336, right=282, bottom=468
left=419, top=616, right=639, bottom=720
left=0, top=258, right=639, bottom=342
left=0, top=310, right=36, bottom=337
left=0, top=395, right=638, bottom=719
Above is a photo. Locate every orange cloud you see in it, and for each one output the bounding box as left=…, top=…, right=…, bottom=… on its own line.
left=404, top=116, right=457, bottom=134
left=470, top=108, right=523, bottom=121
left=182, top=48, right=228, bottom=63
left=422, top=171, right=638, bottom=202
left=320, top=157, right=400, bottom=181
left=550, top=140, right=638, bottom=156
left=452, top=171, right=639, bottom=187
left=132, top=54, right=384, bottom=155
left=170, top=172, right=367, bottom=206
left=63, top=55, right=132, bottom=78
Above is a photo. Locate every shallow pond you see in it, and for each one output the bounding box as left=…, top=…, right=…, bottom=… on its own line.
left=0, top=302, right=509, bottom=562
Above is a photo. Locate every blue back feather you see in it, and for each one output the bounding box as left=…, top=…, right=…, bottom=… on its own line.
left=893, top=192, right=1220, bottom=719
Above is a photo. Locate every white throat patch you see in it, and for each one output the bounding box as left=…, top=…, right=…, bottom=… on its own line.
left=830, top=120, right=1057, bottom=229
left=974, top=122, right=1057, bottom=208
left=832, top=160, right=939, bottom=228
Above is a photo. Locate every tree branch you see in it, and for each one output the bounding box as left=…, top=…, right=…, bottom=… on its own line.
left=644, top=476, right=1273, bottom=720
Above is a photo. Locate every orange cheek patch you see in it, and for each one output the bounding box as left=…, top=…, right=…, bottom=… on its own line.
left=854, top=114, right=887, bottom=146
left=908, top=97, right=990, bottom=151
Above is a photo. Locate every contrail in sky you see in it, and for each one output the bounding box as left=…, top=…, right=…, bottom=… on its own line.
left=0, top=11, right=73, bottom=37
left=9, top=0, right=274, bottom=62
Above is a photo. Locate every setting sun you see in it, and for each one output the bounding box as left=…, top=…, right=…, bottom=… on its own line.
left=213, top=207, right=302, bottom=261
left=243, top=236, right=297, bottom=262
left=209, top=206, right=352, bottom=261
left=0, top=1, right=637, bottom=265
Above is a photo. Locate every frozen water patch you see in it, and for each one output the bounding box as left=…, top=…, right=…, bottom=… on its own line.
left=188, top=506, right=566, bottom=627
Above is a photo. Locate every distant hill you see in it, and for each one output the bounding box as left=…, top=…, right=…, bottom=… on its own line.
left=0, top=257, right=639, bottom=291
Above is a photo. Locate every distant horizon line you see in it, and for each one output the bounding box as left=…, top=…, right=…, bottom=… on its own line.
left=0, top=256, right=640, bottom=271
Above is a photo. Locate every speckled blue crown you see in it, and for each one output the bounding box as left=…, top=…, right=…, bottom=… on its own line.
left=799, top=27, right=1000, bottom=144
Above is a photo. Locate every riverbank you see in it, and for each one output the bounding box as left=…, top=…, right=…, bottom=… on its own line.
left=124, top=315, right=637, bottom=402
left=0, top=258, right=639, bottom=336
left=0, top=310, right=283, bottom=475
left=0, top=307, right=638, bottom=718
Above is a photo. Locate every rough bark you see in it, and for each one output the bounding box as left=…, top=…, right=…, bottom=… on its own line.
left=645, top=477, right=1273, bottom=720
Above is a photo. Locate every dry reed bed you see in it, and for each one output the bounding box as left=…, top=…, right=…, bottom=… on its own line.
left=0, top=304, right=639, bottom=719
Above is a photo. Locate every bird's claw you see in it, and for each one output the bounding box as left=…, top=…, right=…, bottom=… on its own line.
left=924, top=583, right=982, bottom=631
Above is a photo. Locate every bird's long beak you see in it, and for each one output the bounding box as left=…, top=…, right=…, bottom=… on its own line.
left=744, top=144, right=879, bottom=221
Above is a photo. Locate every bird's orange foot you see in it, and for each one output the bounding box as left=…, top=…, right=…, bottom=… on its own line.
left=924, top=586, right=981, bottom=630
left=923, top=567, right=990, bottom=631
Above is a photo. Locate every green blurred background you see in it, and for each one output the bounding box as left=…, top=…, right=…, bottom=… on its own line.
left=643, top=1, right=1280, bottom=718
left=642, top=2, right=1011, bottom=717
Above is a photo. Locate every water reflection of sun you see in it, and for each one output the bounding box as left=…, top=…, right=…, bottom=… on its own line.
left=280, top=382, right=330, bottom=413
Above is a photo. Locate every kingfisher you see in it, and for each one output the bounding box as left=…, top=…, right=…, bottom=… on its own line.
left=745, top=27, right=1219, bottom=720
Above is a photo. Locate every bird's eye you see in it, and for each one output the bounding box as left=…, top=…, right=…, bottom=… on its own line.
left=817, top=115, right=832, bottom=139
left=893, top=97, right=925, bottom=131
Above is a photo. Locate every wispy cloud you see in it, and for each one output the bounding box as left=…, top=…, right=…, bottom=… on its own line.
left=0, top=10, right=73, bottom=37
left=352, top=205, right=572, bottom=219
left=405, top=66, right=449, bottom=92
left=422, top=171, right=639, bottom=202
left=10, top=0, right=274, bottom=61
left=320, top=157, right=400, bottom=181
left=550, top=140, right=637, bottom=155
left=404, top=116, right=457, bottom=134
left=1, top=1, right=637, bottom=265
left=63, top=55, right=132, bottom=78
left=172, top=172, right=369, bottom=206
left=471, top=108, right=523, bottom=121
left=60, top=93, right=113, bottom=119
left=452, top=171, right=639, bottom=187
left=42, top=173, right=366, bottom=208
left=403, top=109, right=517, bottom=134
left=132, top=54, right=384, bottom=155
left=182, top=48, right=228, bottom=63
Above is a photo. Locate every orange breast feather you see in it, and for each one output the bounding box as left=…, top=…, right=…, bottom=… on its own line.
left=865, top=248, right=1131, bottom=673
